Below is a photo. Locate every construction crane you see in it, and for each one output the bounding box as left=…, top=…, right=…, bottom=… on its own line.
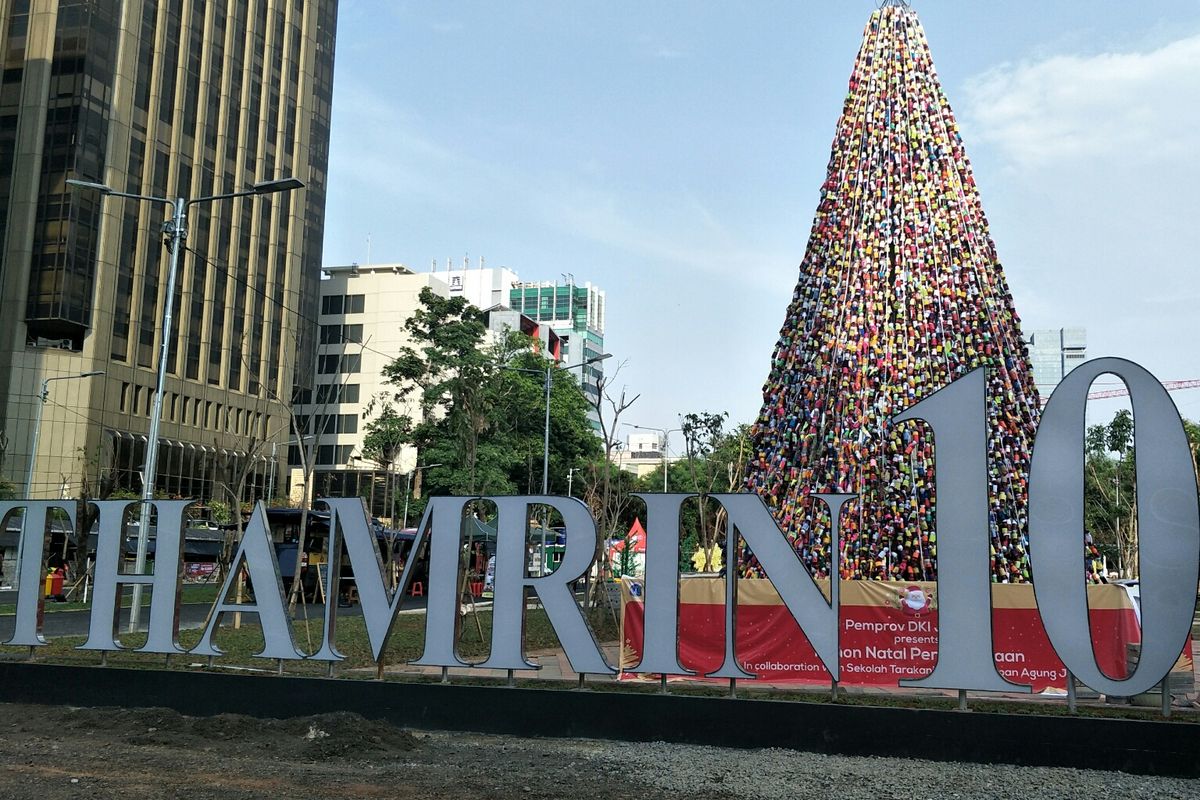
left=1040, top=379, right=1200, bottom=405
left=1085, top=379, right=1200, bottom=401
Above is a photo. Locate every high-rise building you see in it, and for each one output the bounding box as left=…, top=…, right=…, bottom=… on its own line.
left=1024, top=328, right=1086, bottom=396
left=0, top=2, right=338, bottom=510
left=288, top=263, right=449, bottom=511
left=509, top=278, right=606, bottom=429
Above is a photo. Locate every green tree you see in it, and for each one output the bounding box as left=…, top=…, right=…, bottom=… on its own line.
left=384, top=288, right=499, bottom=495
left=680, top=411, right=728, bottom=571
left=496, top=349, right=601, bottom=494
left=381, top=288, right=602, bottom=504
left=1183, top=418, right=1200, bottom=485
left=1084, top=411, right=1139, bottom=577
left=360, top=401, right=412, bottom=521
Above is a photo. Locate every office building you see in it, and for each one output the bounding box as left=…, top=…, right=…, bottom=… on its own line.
left=288, top=263, right=449, bottom=512
left=508, top=277, right=606, bottom=429
left=1025, top=328, right=1087, bottom=397
left=482, top=307, right=561, bottom=361
left=435, top=263, right=563, bottom=356
left=0, top=1, right=339, bottom=517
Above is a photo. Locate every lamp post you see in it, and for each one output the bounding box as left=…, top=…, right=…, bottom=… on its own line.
left=402, top=462, right=443, bottom=530
left=628, top=424, right=682, bottom=493
left=67, top=175, right=304, bottom=632
left=504, top=352, right=611, bottom=574
left=15, top=370, right=104, bottom=586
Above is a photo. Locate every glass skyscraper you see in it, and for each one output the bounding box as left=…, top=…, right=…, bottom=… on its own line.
left=509, top=278, right=606, bottom=430
left=0, top=1, right=337, bottom=507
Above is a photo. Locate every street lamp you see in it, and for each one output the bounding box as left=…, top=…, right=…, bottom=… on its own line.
left=67, top=175, right=304, bottom=632
left=15, top=370, right=104, bottom=586
left=628, top=424, right=682, bottom=493
left=402, top=463, right=442, bottom=530
left=504, top=351, right=611, bottom=574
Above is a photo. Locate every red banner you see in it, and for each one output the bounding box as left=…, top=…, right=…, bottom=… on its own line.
left=618, top=578, right=1188, bottom=692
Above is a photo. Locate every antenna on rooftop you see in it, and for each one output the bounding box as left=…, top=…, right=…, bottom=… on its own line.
left=366, top=233, right=371, bottom=267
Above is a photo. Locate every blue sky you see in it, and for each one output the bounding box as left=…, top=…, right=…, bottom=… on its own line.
left=322, top=1, right=1200, bottom=445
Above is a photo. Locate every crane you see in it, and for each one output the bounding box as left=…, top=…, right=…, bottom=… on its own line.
left=1040, top=379, right=1200, bottom=406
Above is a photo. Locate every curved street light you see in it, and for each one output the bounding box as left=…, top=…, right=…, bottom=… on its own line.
left=67, top=175, right=304, bottom=632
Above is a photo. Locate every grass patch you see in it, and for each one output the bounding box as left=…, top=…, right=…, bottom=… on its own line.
left=0, top=605, right=619, bottom=677
left=0, top=583, right=222, bottom=615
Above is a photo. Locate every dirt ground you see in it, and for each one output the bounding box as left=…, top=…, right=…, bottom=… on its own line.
left=0, top=702, right=1196, bottom=800
left=0, top=703, right=692, bottom=800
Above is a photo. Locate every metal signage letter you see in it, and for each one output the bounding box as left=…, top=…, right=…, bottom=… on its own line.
left=476, top=496, right=614, bottom=674
left=0, top=500, right=75, bottom=646
left=628, top=493, right=694, bottom=676
left=191, top=502, right=304, bottom=659
left=78, top=499, right=190, bottom=653
left=1030, top=358, right=1200, bottom=696
left=893, top=368, right=1029, bottom=692
left=708, top=493, right=855, bottom=680
left=410, top=496, right=478, bottom=668
left=313, top=497, right=431, bottom=662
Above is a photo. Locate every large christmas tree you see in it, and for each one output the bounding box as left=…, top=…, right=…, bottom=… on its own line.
left=745, top=2, right=1041, bottom=583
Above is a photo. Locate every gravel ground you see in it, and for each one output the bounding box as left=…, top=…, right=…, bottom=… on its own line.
left=0, top=703, right=1194, bottom=799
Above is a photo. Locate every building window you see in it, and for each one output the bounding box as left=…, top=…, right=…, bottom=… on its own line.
left=320, top=294, right=365, bottom=316
left=321, top=414, right=358, bottom=435
left=311, top=382, right=360, bottom=405
left=316, top=444, right=355, bottom=466
left=317, top=354, right=362, bottom=374
left=319, top=323, right=362, bottom=344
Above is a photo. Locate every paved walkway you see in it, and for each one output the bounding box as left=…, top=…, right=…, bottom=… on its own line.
left=357, top=638, right=1200, bottom=712
left=359, top=643, right=622, bottom=684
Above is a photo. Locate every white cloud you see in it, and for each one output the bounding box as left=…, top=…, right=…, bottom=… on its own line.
left=963, top=34, right=1200, bottom=169
left=956, top=32, right=1200, bottom=408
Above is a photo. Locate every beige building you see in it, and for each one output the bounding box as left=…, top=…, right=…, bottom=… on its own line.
left=612, top=432, right=681, bottom=479
left=287, top=263, right=450, bottom=511
left=0, top=1, right=338, bottom=516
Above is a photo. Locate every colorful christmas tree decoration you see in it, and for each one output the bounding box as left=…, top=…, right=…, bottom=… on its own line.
left=745, top=4, right=1041, bottom=582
